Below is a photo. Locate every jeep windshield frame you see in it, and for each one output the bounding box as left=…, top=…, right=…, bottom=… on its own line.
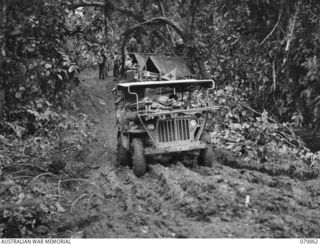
left=116, top=79, right=215, bottom=89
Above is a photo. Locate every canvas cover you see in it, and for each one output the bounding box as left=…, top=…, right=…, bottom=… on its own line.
left=131, top=53, right=148, bottom=70
left=145, top=55, right=192, bottom=78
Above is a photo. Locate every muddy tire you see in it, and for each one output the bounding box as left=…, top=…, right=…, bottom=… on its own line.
left=117, top=135, right=131, bottom=166
left=200, top=145, right=215, bottom=167
left=199, top=132, right=215, bottom=167
left=131, top=138, right=147, bottom=177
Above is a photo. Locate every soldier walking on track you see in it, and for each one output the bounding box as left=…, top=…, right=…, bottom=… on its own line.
left=98, top=49, right=107, bottom=79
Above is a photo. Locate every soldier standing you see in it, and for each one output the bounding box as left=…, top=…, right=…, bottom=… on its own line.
left=98, top=49, right=107, bottom=79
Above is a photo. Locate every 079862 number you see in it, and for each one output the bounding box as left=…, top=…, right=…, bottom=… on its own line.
left=300, top=239, right=318, bottom=244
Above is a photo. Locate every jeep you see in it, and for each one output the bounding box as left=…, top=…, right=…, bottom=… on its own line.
left=113, top=79, right=220, bottom=177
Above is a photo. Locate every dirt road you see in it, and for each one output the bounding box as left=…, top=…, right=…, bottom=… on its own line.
left=65, top=70, right=320, bottom=238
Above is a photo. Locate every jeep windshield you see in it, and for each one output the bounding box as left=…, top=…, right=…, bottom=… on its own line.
left=116, top=79, right=216, bottom=115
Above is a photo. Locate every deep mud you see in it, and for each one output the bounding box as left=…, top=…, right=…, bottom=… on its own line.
left=59, top=70, right=320, bottom=238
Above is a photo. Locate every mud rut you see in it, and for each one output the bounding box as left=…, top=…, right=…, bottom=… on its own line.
left=68, top=70, right=320, bottom=238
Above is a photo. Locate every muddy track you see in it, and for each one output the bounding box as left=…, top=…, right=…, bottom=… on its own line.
left=67, top=70, right=320, bottom=238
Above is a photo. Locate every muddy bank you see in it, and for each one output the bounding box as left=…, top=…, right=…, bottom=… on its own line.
left=57, top=70, right=320, bottom=238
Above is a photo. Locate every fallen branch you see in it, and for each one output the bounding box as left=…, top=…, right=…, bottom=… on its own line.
left=277, top=132, right=298, bottom=148
left=3, top=164, right=47, bottom=173
left=60, top=178, right=100, bottom=190
left=11, top=175, right=33, bottom=180
left=227, top=94, right=300, bottom=140
left=71, top=194, right=89, bottom=213
left=228, top=95, right=277, bottom=124
left=31, top=172, right=60, bottom=182
left=7, top=170, right=32, bottom=176
left=48, top=194, right=69, bottom=200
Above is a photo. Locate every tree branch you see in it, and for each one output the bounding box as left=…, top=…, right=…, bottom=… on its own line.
left=259, top=4, right=283, bottom=46
left=68, top=1, right=182, bottom=37
left=67, top=0, right=105, bottom=9
left=284, top=0, right=301, bottom=52
left=121, top=17, right=185, bottom=41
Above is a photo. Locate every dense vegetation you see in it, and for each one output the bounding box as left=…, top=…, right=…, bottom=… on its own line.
left=1, top=0, right=320, bottom=238
left=1, top=0, right=320, bottom=135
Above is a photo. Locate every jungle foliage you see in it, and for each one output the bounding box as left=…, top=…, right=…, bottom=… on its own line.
left=1, top=0, right=320, bottom=135
left=1, top=0, right=320, bottom=237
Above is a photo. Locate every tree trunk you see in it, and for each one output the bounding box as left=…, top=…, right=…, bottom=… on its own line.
left=120, top=35, right=129, bottom=75
left=0, top=0, right=7, bottom=122
left=104, top=0, right=113, bottom=38
left=158, top=2, right=174, bottom=44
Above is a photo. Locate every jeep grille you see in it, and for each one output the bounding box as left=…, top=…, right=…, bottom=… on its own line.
left=158, top=118, right=190, bottom=142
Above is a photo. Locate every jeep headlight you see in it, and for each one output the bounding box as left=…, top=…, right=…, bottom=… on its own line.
left=147, top=124, right=155, bottom=130
left=189, top=119, right=198, bottom=129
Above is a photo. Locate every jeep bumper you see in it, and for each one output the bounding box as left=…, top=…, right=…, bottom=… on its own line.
left=144, top=141, right=208, bottom=155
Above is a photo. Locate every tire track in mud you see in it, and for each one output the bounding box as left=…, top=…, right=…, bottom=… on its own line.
left=149, top=162, right=320, bottom=238
left=86, top=158, right=320, bottom=237
left=72, top=71, right=320, bottom=238
left=212, top=148, right=319, bottom=180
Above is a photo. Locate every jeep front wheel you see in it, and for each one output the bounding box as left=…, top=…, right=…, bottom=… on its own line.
left=117, top=135, right=131, bottom=166
left=131, top=138, right=147, bottom=177
left=200, top=145, right=215, bottom=167
left=199, top=132, right=215, bottom=167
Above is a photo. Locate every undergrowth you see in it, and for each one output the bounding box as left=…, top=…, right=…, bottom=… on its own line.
left=208, top=85, right=320, bottom=169
left=0, top=106, right=95, bottom=237
left=1, top=80, right=320, bottom=238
